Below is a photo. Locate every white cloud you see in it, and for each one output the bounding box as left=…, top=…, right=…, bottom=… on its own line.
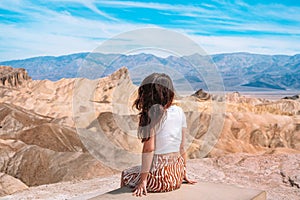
left=190, top=35, right=300, bottom=55
left=95, top=0, right=300, bottom=36
left=1, top=0, right=300, bottom=61
left=72, top=0, right=120, bottom=21
left=0, top=1, right=141, bottom=61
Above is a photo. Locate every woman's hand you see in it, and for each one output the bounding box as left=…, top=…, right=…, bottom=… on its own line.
left=184, top=170, right=197, bottom=184
left=132, top=180, right=148, bottom=197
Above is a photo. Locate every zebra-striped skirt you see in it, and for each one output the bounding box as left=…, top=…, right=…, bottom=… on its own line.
left=121, top=152, right=185, bottom=192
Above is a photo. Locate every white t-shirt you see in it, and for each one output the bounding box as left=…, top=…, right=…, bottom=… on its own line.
left=154, top=105, right=187, bottom=154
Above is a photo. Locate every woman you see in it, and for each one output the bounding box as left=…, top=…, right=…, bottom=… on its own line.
left=121, top=73, right=196, bottom=197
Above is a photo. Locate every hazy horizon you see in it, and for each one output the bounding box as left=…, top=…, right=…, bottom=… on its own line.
left=1, top=51, right=300, bottom=63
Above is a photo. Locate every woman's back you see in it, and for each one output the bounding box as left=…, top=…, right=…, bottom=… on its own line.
left=155, top=105, right=187, bottom=155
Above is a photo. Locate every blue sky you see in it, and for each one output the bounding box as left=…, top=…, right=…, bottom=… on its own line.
left=1, top=0, right=300, bottom=61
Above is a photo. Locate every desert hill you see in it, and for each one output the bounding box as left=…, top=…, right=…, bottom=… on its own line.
left=0, top=65, right=299, bottom=199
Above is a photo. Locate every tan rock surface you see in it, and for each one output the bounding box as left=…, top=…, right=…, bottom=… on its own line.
left=0, top=67, right=137, bottom=196
left=0, top=103, right=85, bottom=152
left=2, top=153, right=299, bottom=200
left=0, top=67, right=136, bottom=127
left=0, top=66, right=31, bottom=88
left=1, top=66, right=299, bottom=158
left=94, top=183, right=266, bottom=200
left=0, top=172, right=28, bottom=197
left=178, top=91, right=300, bottom=158
left=188, top=153, right=300, bottom=200
left=0, top=103, right=52, bottom=135
left=0, top=66, right=300, bottom=199
left=1, top=124, right=86, bottom=152
left=0, top=139, right=116, bottom=188
left=1, top=174, right=120, bottom=200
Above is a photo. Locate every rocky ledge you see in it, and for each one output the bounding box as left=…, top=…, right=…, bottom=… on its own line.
left=0, top=66, right=31, bottom=87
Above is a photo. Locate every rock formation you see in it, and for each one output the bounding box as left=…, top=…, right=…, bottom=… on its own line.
left=0, top=103, right=52, bottom=134
left=282, top=94, right=300, bottom=100
left=0, top=67, right=139, bottom=196
left=0, top=139, right=116, bottom=187
left=0, top=103, right=86, bottom=152
left=188, top=153, right=300, bottom=200
left=0, top=172, right=28, bottom=197
left=181, top=94, right=300, bottom=158
left=191, top=89, right=211, bottom=101
left=0, top=66, right=299, bottom=198
left=0, top=66, right=31, bottom=87
left=0, top=101, right=116, bottom=192
left=3, top=153, right=300, bottom=200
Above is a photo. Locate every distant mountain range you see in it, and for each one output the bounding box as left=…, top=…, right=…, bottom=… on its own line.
left=1, top=52, right=300, bottom=91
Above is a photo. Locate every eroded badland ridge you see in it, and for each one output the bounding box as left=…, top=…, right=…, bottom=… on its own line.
left=0, top=66, right=299, bottom=199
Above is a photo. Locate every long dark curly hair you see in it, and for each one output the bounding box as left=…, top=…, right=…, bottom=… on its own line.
left=133, top=73, right=175, bottom=142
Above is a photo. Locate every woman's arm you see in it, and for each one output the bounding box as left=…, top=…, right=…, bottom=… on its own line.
left=180, top=127, right=197, bottom=184
left=132, top=132, right=155, bottom=197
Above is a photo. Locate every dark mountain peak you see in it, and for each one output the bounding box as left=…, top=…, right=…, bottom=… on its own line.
left=191, top=89, right=211, bottom=100
left=282, top=94, right=300, bottom=100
